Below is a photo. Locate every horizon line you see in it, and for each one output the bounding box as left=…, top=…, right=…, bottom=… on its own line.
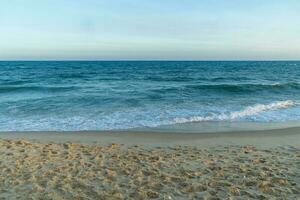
left=1, top=59, right=300, bottom=62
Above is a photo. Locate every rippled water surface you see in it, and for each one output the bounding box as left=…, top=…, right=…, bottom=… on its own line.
left=0, top=61, right=300, bottom=131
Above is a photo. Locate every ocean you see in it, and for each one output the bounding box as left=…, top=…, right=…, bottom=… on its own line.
left=0, top=61, right=300, bottom=132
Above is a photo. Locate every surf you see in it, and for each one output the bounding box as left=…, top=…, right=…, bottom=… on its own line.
left=173, top=100, right=296, bottom=124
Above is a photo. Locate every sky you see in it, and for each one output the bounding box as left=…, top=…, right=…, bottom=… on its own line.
left=0, top=0, right=300, bottom=60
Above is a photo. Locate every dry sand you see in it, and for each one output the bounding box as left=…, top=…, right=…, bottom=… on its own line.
left=0, top=128, right=299, bottom=199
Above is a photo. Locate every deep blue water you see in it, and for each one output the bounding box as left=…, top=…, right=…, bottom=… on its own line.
left=0, top=61, right=300, bottom=131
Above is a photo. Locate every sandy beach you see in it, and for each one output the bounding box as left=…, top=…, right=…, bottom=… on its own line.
left=0, top=128, right=299, bottom=199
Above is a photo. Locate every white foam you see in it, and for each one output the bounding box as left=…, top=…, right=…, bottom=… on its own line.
left=0, top=100, right=298, bottom=131
left=174, top=100, right=296, bottom=124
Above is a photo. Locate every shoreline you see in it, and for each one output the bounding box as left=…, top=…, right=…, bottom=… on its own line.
left=0, top=126, right=300, bottom=147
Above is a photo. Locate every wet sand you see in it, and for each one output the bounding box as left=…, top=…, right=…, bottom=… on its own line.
left=0, top=128, right=299, bottom=199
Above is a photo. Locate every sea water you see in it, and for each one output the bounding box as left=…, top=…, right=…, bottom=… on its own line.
left=0, top=61, right=299, bottom=131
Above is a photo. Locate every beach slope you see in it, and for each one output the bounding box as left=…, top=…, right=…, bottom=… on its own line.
left=0, top=128, right=299, bottom=199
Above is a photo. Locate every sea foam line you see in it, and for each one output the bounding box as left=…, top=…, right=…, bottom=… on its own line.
left=173, top=100, right=296, bottom=123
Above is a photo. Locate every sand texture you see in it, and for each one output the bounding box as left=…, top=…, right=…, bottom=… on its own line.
left=0, top=139, right=299, bottom=199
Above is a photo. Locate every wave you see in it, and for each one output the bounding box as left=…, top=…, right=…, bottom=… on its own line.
left=173, top=100, right=296, bottom=124
left=0, top=100, right=298, bottom=131
left=0, top=85, right=79, bottom=93
left=185, top=82, right=300, bottom=93
left=146, top=76, right=195, bottom=82
left=148, top=82, right=300, bottom=95
left=209, top=77, right=252, bottom=82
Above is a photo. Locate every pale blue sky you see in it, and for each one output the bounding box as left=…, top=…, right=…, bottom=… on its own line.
left=1, top=0, right=300, bottom=60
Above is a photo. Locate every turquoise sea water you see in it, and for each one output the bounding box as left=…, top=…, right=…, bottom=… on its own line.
left=0, top=61, right=300, bottom=131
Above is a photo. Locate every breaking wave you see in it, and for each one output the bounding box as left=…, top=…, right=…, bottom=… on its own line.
left=174, top=100, right=296, bottom=123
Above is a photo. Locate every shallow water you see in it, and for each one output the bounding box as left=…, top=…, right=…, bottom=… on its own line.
left=0, top=61, right=300, bottom=131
